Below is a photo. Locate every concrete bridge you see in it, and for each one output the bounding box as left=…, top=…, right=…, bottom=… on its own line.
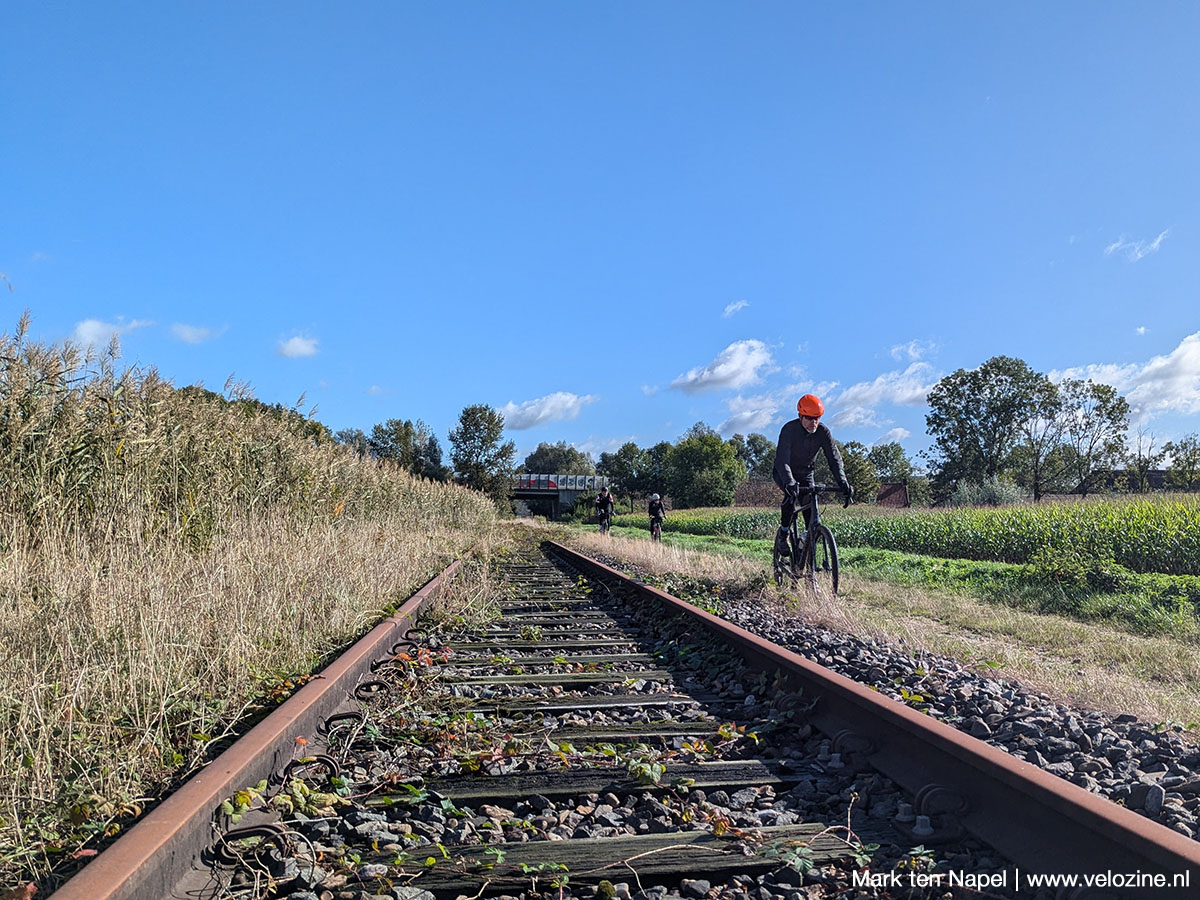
left=510, top=473, right=611, bottom=519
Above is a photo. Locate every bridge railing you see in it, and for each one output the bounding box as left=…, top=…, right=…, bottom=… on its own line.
left=510, top=474, right=610, bottom=491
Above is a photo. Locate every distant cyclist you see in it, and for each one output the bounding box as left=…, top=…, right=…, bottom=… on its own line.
left=647, top=492, right=666, bottom=537
left=594, top=485, right=616, bottom=531
left=773, top=394, right=853, bottom=553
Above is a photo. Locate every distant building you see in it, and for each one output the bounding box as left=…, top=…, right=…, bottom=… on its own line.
left=733, top=476, right=778, bottom=507
left=1103, top=469, right=1168, bottom=491
left=876, top=482, right=910, bottom=508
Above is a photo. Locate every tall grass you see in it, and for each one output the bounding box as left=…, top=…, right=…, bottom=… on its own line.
left=0, top=315, right=497, bottom=889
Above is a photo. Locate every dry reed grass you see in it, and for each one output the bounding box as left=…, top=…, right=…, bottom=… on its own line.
left=0, top=316, right=498, bottom=889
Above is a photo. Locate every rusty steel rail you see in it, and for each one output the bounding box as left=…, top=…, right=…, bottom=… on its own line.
left=46, top=557, right=464, bottom=900
left=550, top=540, right=1200, bottom=899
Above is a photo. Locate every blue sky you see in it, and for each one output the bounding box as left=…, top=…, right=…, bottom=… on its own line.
left=3, top=3, right=1199, bottom=466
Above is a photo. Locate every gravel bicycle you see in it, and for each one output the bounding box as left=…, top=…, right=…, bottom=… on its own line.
left=597, top=509, right=612, bottom=535
left=773, top=483, right=847, bottom=596
left=650, top=516, right=663, bottom=542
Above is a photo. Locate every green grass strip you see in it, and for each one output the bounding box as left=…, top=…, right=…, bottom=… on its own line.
left=596, top=524, right=1200, bottom=642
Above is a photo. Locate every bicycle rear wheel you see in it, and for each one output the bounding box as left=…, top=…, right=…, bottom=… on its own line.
left=803, top=524, right=839, bottom=598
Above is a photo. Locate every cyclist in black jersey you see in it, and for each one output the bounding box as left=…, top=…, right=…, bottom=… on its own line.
left=647, top=493, right=666, bottom=540
left=594, top=485, right=616, bottom=533
left=772, top=394, right=854, bottom=552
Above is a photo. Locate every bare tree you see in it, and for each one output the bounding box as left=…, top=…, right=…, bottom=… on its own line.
left=1125, top=427, right=1165, bottom=493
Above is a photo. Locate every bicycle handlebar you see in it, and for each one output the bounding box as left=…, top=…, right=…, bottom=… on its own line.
left=791, top=483, right=849, bottom=495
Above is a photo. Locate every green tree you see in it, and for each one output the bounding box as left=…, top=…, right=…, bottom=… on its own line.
left=368, top=418, right=449, bottom=481
left=335, top=427, right=369, bottom=457
left=449, top=404, right=515, bottom=508
left=727, top=434, right=748, bottom=472
left=816, top=440, right=878, bottom=503
left=1165, top=433, right=1200, bottom=491
left=925, top=356, right=1052, bottom=500
left=1058, top=378, right=1129, bottom=496
left=682, top=421, right=719, bottom=440
left=906, top=476, right=933, bottom=507
left=867, top=442, right=914, bottom=482
left=728, top=432, right=775, bottom=477
left=597, top=442, right=650, bottom=509
left=520, top=441, right=595, bottom=475
left=667, top=431, right=744, bottom=508
left=645, top=441, right=674, bottom=497
left=867, top=443, right=933, bottom=507
left=1011, top=376, right=1065, bottom=502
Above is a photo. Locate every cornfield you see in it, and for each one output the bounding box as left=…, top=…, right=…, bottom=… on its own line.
left=613, top=494, right=1200, bottom=576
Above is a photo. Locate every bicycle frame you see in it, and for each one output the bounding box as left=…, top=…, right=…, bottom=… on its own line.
left=774, top=483, right=843, bottom=596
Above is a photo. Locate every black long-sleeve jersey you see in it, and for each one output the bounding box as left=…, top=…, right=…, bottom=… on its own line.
left=772, top=419, right=848, bottom=489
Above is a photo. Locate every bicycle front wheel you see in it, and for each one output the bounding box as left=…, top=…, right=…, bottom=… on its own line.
left=773, top=528, right=800, bottom=587
left=804, top=524, right=839, bottom=598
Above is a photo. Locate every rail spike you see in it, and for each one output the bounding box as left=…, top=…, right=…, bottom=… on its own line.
left=831, top=728, right=876, bottom=755
left=914, top=782, right=969, bottom=816
left=354, top=679, right=390, bottom=702
left=211, top=823, right=293, bottom=867
left=282, top=753, right=341, bottom=782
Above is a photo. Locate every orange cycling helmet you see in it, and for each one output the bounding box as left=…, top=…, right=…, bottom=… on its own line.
left=797, top=394, right=824, bottom=418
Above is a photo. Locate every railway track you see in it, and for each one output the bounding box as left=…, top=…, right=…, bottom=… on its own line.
left=48, top=537, right=1200, bottom=900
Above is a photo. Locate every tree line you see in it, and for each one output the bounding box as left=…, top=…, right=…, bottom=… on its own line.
left=332, top=406, right=923, bottom=512
left=924, top=355, right=1200, bottom=502
left=330, top=354, right=1200, bottom=513
left=335, top=404, right=517, bottom=509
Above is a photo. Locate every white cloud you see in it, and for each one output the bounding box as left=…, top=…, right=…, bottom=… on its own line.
left=830, top=406, right=880, bottom=428
left=835, top=362, right=936, bottom=409
left=577, top=434, right=637, bottom=456
left=876, top=427, right=911, bottom=445
left=784, top=371, right=839, bottom=396
left=30, top=251, right=52, bottom=263
left=500, top=391, right=598, bottom=430
left=1105, top=229, right=1169, bottom=262
left=171, top=323, right=224, bottom=344
left=277, top=335, right=318, bottom=358
left=641, top=384, right=659, bottom=397
left=722, top=300, right=750, bottom=318
left=890, top=339, right=936, bottom=361
left=367, top=385, right=385, bottom=396
left=71, top=317, right=153, bottom=348
left=1135, top=326, right=1147, bottom=336
left=671, top=339, right=775, bottom=393
left=1051, top=331, right=1200, bottom=423
left=717, top=393, right=780, bottom=435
